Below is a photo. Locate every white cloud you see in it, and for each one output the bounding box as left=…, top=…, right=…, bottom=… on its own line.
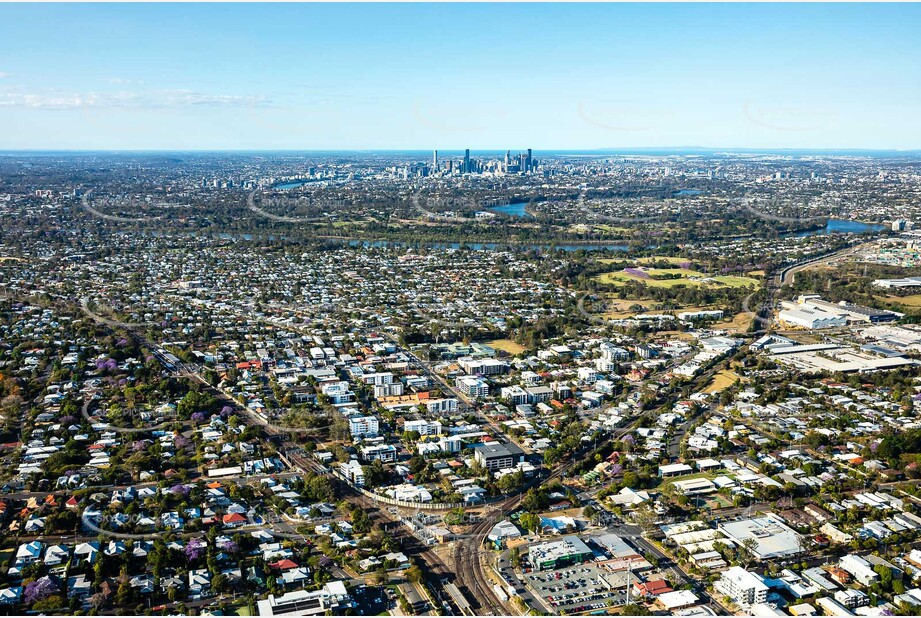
left=103, top=77, right=145, bottom=85
left=0, top=89, right=272, bottom=110
left=0, top=72, right=12, bottom=79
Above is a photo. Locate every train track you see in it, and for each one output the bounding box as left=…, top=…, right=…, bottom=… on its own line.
left=452, top=492, right=525, bottom=615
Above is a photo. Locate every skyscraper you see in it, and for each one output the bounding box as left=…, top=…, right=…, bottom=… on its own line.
left=463, top=149, right=470, bottom=174
left=433, top=149, right=438, bottom=170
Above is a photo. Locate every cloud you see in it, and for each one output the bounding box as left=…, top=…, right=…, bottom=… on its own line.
left=103, top=77, right=145, bottom=85
left=0, top=72, right=12, bottom=79
left=0, top=89, right=272, bottom=110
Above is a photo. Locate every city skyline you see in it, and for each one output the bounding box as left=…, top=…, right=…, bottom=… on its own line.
left=1, top=3, right=920, bottom=151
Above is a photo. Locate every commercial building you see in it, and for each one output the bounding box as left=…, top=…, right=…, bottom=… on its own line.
left=798, top=296, right=902, bottom=324
left=778, top=307, right=847, bottom=330
left=473, top=442, right=525, bottom=471
left=256, top=581, right=350, bottom=616
left=873, top=276, right=921, bottom=289
left=528, top=535, right=594, bottom=571
left=672, top=478, right=717, bottom=496
left=717, top=515, right=803, bottom=560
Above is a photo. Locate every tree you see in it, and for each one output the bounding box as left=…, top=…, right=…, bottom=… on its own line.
left=740, top=537, right=759, bottom=568
left=622, top=602, right=652, bottom=615
left=405, top=564, right=424, bottom=584
left=115, top=581, right=133, bottom=607
left=519, top=513, right=541, bottom=533
left=497, top=470, right=524, bottom=495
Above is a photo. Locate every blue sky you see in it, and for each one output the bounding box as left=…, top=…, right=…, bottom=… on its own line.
left=1, top=3, right=919, bottom=150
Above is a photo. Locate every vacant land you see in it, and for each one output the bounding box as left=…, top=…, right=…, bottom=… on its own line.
left=487, top=338, right=527, bottom=356
left=704, top=370, right=741, bottom=394
left=713, top=311, right=755, bottom=332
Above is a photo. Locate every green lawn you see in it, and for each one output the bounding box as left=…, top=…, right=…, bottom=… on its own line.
left=709, top=275, right=759, bottom=288
left=594, top=267, right=758, bottom=290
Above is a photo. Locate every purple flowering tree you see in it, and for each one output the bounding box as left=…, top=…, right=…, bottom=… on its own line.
left=218, top=539, right=239, bottom=553
left=184, top=538, right=207, bottom=562
left=24, top=576, right=59, bottom=604
left=624, top=267, right=650, bottom=280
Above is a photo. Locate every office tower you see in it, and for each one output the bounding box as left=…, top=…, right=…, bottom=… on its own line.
left=464, top=149, right=470, bottom=174
left=526, top=148, right=532, bottom=173
left=433, top=149, right=438, bottom=170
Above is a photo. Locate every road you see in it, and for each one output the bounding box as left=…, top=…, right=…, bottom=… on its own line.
left=776, top=239, right=873, bottom=287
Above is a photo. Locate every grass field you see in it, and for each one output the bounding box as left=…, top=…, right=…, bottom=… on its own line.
left=703, top=370, right=741, bottom=394
left=636, top=256, right=690, bottom=265
left=487, top=339, right=527, bottom=356
left=883, top=294, right=921, bottom=308
left=709, top=275, right=760, bottom=288
left=594, top=266, right=758, bottom=290
left=595, top=267, right=706, bottom=288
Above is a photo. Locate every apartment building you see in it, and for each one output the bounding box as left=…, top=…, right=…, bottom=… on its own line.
left=715, top=567, right=768, bottom=609
left=348, top=415, right=380, bottom=439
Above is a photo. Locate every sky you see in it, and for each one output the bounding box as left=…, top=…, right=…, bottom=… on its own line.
left=1, top=3, right=920, bottom=151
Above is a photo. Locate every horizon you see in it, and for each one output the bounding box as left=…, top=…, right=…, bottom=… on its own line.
left=1, top=3, right=920, bottom=151
left=3, top=146, right=921, bottom=156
